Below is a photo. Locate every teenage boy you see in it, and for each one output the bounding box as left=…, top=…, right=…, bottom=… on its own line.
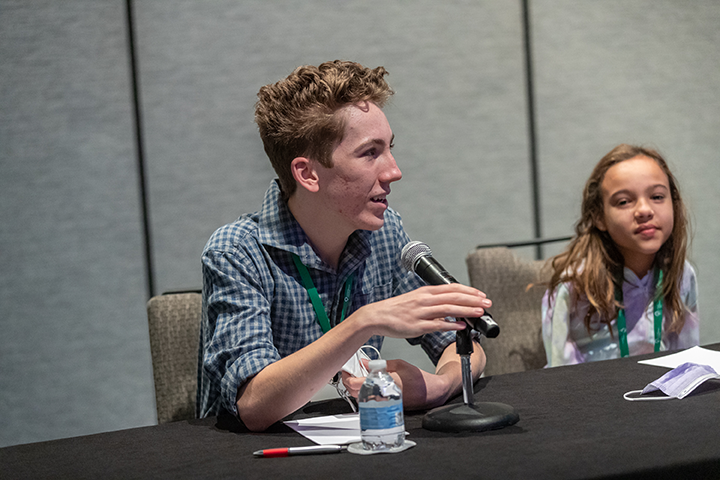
left=198, top=60, right=489, bottom=431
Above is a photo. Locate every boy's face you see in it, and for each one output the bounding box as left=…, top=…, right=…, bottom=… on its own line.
left=597, top=155, right=674, bottom=276
left=314, top=101, right=402, bottom=235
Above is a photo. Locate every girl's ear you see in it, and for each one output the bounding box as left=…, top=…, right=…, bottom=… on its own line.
left=290, top=157, right=320, bottom=193
left=595, top=214, right=607, bottom=232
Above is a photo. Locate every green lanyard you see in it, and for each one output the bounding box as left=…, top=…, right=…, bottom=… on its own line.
left=616, top=270, right=663, bottom=358
left=291, top=253, right=354, bottom=334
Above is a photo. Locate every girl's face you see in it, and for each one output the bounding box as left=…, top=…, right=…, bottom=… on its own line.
left=596, top=155, right=674, bottom=277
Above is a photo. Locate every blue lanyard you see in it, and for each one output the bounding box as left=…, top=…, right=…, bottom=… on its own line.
left=291, top=253, right=354, bottom=334
left=616, top=270, right=663, bottom=357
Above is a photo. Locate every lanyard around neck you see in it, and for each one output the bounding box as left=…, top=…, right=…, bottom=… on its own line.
left=291, top=253, right=354, bottom=334
left=616, top=270, right=663, bottom=358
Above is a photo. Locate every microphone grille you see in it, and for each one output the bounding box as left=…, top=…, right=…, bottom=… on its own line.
left=401, top=241, right=432, bottom=272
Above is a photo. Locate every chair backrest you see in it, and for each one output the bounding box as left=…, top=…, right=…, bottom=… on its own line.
left=466, top=247, right=551, bottom=376
left=146, top=292, right=202, bottom=423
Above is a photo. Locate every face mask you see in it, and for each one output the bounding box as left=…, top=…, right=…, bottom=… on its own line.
left=624, top=362, right=720, bottom=401
left=332, top=345, right=381, bottom=412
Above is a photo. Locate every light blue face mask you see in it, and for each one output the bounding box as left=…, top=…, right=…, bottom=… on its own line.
left=624, top=362, right=720, bottom=401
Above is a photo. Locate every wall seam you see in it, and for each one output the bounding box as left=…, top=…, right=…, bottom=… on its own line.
left=521, top=0, right=543, bottom=259
left=125, top=0, right=155, bottom=298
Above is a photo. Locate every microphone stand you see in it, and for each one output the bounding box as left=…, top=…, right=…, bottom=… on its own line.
left=422, top=326, right=519, bottom=432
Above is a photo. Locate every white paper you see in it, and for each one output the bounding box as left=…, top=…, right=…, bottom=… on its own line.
left=284, top=413, right=361, bottom=445
left=638, top=346, right=720, bottom=372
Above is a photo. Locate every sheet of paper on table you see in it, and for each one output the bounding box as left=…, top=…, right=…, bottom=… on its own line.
left=284, top=413, right=361, bottom=445
left=638, top=346, right=720, bottom=372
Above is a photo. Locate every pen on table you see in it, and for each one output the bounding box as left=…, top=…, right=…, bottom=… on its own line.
left=253, top=445, right=346, bottom=458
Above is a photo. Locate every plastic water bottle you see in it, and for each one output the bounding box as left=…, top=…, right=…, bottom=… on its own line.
left=358, top=359, right=405, bottom=451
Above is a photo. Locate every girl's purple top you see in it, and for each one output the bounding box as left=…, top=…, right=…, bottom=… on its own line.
left=542, top=260, right=699, bottom=367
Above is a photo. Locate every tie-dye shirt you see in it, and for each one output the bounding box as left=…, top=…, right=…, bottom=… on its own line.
left=541, top=261, right=699, bottom=367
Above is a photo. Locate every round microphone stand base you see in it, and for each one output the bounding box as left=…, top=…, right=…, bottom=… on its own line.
left=422, top=402, right=519, bottom=433
left=422, top=326, right=518, bottom=432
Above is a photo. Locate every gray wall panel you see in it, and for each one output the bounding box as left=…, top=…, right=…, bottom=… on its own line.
left=0, top=1, right=154, bottom=446
left=532, top=0, right=720, bottom=343
left=137, top=1, right=530, bottom=371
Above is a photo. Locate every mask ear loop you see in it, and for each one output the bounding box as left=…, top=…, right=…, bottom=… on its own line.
left=332, top=377, right=358, bottom=412
left=360, top=345, right=381, bottom=362
left=623, top=390, right=673, bottom=401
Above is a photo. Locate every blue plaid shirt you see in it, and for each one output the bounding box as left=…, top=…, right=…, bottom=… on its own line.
left=197, top=180, right=456, bottom=417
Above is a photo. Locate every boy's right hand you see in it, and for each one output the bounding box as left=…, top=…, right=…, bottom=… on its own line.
left=356, top=284, right=492, bottom=339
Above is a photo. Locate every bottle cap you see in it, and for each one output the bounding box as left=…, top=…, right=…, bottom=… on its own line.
left=368, top=359, right=387, bottom=371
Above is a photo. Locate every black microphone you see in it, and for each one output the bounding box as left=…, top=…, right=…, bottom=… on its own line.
left=401, top=241, right=499, bottom=338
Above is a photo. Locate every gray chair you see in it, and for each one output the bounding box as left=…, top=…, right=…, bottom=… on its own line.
left=146, top=291, right=202, bottom=423
left=466, top=247, right=551, bottom=376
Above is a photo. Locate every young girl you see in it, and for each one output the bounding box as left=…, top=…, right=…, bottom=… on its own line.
left=542, top=144, right=699, bottom=367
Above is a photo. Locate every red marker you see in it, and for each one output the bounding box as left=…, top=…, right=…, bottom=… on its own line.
left=254, top=445, right=345, bottom=457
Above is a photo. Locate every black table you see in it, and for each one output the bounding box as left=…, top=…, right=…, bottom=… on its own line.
left=3, top=344, right=720, bottom=479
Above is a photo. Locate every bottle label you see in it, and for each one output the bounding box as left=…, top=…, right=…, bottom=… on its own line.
left=359, top=399, right=404, bottom=431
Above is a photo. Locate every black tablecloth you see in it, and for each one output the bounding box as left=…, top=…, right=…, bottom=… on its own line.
left=3, top=344, right=720, bottom=479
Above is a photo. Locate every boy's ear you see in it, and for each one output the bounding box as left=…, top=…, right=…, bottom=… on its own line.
left=290, top=157, right=320, bottom=193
